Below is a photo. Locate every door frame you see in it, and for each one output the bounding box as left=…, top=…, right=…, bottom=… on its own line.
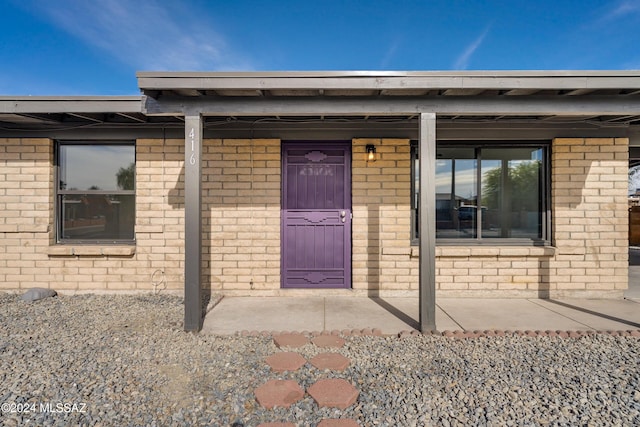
left=280, top=140, right=352, bottom=289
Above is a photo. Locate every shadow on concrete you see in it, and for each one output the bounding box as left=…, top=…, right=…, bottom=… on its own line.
left=547, top=299, right=640, bottom=329
left=371, top=298, right=421, bottom=330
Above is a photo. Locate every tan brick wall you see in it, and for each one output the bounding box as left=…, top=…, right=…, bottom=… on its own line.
left=547, top=137, right=629, bottom=296
left=352, top=138, right=416, bottom=292
left=0, top=138, right=187, bottom=292
left=0, top=138, right=51, bottom=234
left=431, top=137, right=628, bottom=298
left=434, top=246, right=555, bottom=297
left=203, top=139, right=281, bottom=291
left=352, top=137, right=628, bottom=298
left=0, top=138, right=53, bottom=290
left=0, top=137, right=281, bottom=293
left=0, top=136, right=629, bottom=298
left=131, top=138, right=185, bottom=291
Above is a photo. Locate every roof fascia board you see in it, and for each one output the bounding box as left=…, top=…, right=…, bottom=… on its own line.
left=136, top=70, right=640, bottom=78
left=142, top=95, right=640, bottom=117
left=0, top=97, right=142, bottom=114
left=137, top=72, right=640, bottom=91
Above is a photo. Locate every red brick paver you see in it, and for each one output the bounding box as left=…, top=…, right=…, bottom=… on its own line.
left=273, top=333, right=309, bottom=348
left=255, top=379, right=304, bottom=409
left=310, top=352, right=350, bottom=371
left=308, top=378, right=359, bottom=409
left=312, top=335, right=346, bottom=348
left=266, top=352, right=307, bottom=372
left=317, top=419, right=360, bottom=427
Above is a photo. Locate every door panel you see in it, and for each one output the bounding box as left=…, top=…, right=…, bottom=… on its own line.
left=282, top=142, right=351, bottom=288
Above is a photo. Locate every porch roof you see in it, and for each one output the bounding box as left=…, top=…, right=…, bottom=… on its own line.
left=137, top=71, right=640, bottom=132
left=137, top=70, right=640, bottom=97
left=1, top=71, right=640, bottom=133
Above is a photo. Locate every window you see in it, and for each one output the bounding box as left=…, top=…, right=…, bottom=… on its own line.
left=411, top=142, right=550, bottom=244
left=56, top=142, right=135, bottom=243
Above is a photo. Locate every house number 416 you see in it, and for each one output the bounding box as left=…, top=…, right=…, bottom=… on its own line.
left=188, top=128, right=196, bottom=165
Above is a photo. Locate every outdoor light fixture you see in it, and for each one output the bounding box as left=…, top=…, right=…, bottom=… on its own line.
left=366, top=144, right=377, bottom=162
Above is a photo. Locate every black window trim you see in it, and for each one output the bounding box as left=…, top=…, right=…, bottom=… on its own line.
left=411, top=140, right=552, bottom=246
left=55, top=140, right=136, bottom=245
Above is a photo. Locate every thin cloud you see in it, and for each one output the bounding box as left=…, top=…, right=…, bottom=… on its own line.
left=30, top=0, right=252, bottom=71
left=380, top=38, right=402, bottom=69
left=453, top=26, right=491, bottom=70
left=601, top=0, right=640, bottom=21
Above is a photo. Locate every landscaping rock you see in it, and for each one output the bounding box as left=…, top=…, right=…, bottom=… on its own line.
left=1, top=292, right=639, bottom=426
left=21, top=287, right=57, bottom=302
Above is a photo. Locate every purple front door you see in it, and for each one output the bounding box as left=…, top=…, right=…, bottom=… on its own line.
left=281, top=142, right=352, bottom=288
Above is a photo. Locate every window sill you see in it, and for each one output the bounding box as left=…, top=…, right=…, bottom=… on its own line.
left=410, top=246, right=556, bottom=258
left=47, top=245, right=135, bottom=257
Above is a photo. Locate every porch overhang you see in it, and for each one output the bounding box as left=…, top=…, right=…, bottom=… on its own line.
left=1, top=71, right=639, bottom=332
left=137, top=70, right=640, bottom=332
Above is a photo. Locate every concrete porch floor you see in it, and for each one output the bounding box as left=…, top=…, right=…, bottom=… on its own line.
left=202, top=296, right=640, bottom=335
left=203, top=249, right=640, bottom=335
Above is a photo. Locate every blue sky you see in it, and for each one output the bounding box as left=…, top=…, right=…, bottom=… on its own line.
left=2, top=0, right=640, bottom=95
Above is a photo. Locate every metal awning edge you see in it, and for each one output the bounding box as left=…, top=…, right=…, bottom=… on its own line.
left=0, top=97, right=143, bottom=114
left=137, top=71, right=640, bottom=91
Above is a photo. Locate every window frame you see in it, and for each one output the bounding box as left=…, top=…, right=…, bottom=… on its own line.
left=55, top=141, right=136, bottom=245
left=411, top=140, right=551, bottom=246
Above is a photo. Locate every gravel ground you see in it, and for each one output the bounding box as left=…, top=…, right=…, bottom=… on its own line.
left=1, top=293, right=640, bottom=426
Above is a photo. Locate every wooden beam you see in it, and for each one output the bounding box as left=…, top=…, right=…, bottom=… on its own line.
left=143, top=95, right=640, bottom=117
left=419, top=113, right=437, bottom=333
left=184, top=113, right=203, bottom=332
left=116, top=112, right=147, bottom=123
left=0, top=97, right=142, bottom=114
left=67, top=112, right=105, bottom=123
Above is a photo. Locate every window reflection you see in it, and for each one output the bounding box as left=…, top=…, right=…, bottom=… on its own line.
left=61, top=195, right=135, bottom=240
left=412, top=143, right=547, bottom=242
left=481, top=148, right=542, bottom=239
left=57, top=142, right=135, bottom=243
left=435, top=147, right=478, bottom=239
left=59, top=145, right=135, bottom=191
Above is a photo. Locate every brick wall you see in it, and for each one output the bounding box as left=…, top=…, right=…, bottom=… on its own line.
left=0, top=138, right=187, bottom=292
left=352, top=137, right=628, bottom=298
left=203, top=139, right=281, bottom=291
left=0, top=136, right=629, bottom=297
left=0, top=137, right=282, bottom=293
left=352, top=138, right=416, bottom=293
left=434, top=246, right=555, bottom=297
left=548, top=137, right=629, bottom=296
left=0, top=138, right=52, bottom=289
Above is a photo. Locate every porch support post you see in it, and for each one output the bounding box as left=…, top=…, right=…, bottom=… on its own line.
left=184, top=112, right=203, bottom=331
left=419, top=112, right=437, bottom=332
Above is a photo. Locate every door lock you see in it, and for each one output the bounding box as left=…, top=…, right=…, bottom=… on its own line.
left=340, top=210, right=346, bottom=223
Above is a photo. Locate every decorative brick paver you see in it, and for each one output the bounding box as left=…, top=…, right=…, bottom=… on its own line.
left=311, top=335, right=346, bottom=348
left=255, top=379, right=304, bottom=409
left=254, top=334, right=366, bottom=424
left=254, top=329, right=640, bottom=424
left=266, top=352, right=307, bottom=372
left=310, top=352, right=350, bottom=371
left=317, top=419, right=360, bottom=427
left=273, top=333, right=310, bottom=348
left=307, top=378, right=359, bottom=409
